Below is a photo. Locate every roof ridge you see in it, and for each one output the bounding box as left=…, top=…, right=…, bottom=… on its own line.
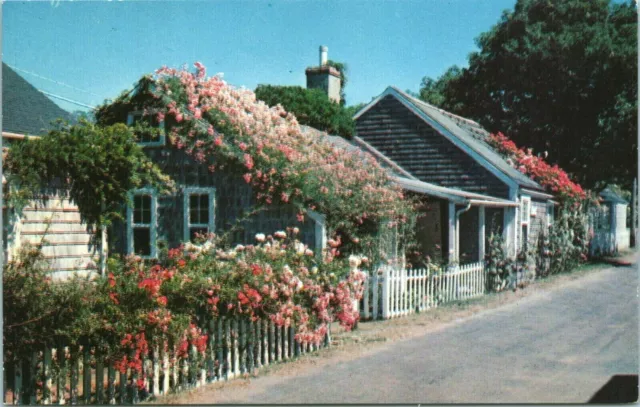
left=390, top=86, right=484, bottom=129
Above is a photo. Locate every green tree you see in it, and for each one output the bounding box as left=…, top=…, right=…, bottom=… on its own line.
left=418, top=66, right=462, bottom=108
left=4, top=120, right=173, bottom=229
left=419, top=0, right=637, bottom=189
left=254, top=85, right=355, bottom=138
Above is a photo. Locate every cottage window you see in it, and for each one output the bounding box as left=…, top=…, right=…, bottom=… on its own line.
left=547, top=203, right=555, bottom=227
left=519, top=196, right=531, bottom=226
left=127, top=111, right=165, bottom=146
left=183, top=187, right=215, bottom=242
left=519, top=196, right=531, bottom=252
left=127, top=189, right=157, bottom=258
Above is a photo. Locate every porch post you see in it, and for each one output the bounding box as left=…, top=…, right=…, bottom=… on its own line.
left=503, top=206, right=517, bottom=258
left=448, top=202, right=456, bottom=263
left=478, top=206, right=485, bottom=262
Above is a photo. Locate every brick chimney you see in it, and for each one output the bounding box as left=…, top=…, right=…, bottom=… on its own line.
left=305, top=45, right=341, bottom=103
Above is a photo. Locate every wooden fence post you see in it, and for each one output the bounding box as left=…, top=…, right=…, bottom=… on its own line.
left=372, top=273, right=379, bottom=320
left=381, top=267, right=390, bottom=319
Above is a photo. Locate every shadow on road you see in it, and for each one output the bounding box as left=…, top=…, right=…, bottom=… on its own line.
left=588, top=375, right=638, bottom=403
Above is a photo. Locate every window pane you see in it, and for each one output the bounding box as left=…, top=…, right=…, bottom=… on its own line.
left=133, top=228, right=151, bottom=256
left=133, top=195, right=151, bottom=224
left=142, top=208, right=152, bottom=224
left=189, top=194, right=209, bottom=224
left=190, top=227, right=208, bottom=242
left=133, top=196, right=143, bottom=223
left=189, top=195, right=199, bottom=223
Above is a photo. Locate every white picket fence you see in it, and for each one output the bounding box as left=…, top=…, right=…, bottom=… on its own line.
left=4, top=318, right=325, bottom=405
left=360, top=261, right=486, bottom=320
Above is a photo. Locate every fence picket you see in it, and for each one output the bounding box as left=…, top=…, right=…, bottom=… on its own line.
left=239, top=320, right=246, bottom=374
left=95, top=352, right=104, bottom=404
left=224, top=319, right=231, bottom=380
left=268, top=321, right=275, bottom=363
left=14, top=360, right=22, bottom=405
left=261, top=320, right=269, bottom=367
left=107, top=364, right=115, bottom=404
left=247, top=321, right=254, bottom=374
left=42, top=348, right=52, bottom=405
left=161, top=341, right=170, bottom=395
left=118, top=369, right=126, bottom=405
left=363, top=276, right=369, bottom=319
left=82, top=346, right=91, bottom=404
left=70, top=347, right=79, bottom=405
left=232, top=319, right=240, bottom=378
left=288, top=326, right=294, bottom=360
left=372, top=274, right=379, bottom=319
left=282, top=325, right=288, bottom=360
left=255, top=320, right=261, bottom=369
left=207, top=321, right=215, bottom=383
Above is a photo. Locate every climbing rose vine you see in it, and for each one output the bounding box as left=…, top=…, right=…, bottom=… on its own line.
left=488, top=132, right=586, bottom=201
left=103, top=62, right=415, bottom=260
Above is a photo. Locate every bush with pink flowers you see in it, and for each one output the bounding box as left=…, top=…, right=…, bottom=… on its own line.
left=4, top=229, right=367, bottom=395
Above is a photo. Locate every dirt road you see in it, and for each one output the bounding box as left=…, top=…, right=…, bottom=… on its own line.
left=163, top=261, right=638, bottom=404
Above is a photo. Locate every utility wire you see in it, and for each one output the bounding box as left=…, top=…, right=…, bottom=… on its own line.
left=38, top=90, right=96, bottom=110
left=5, top=62, right=102, bottom=97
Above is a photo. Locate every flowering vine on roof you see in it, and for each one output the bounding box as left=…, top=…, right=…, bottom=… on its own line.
left=112, top=62, right=415, bottom=258
left=487, top=132, right=586, bottom=202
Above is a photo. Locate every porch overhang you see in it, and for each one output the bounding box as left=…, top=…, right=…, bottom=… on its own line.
left=391, top=176, right=518, bottom=207
left=520, top=188, right=554, bottom=200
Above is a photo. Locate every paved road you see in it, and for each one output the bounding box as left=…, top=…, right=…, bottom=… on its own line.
left=188, top=264, right=638, bottom=403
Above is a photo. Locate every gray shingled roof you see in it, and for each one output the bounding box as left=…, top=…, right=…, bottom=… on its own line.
left=302, top=125, right=517, bottom=206
left=390, top=87, right=544, bottom=192
left=300, top=125, right=414, bottom=179
left=2, top=63, right=72, bottom=135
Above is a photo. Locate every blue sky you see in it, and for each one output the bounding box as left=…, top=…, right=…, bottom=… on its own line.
left=3, top=0, right=516, bottom=112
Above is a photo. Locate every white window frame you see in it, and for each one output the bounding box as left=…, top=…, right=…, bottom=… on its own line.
left=547, top=202, right=555, bottom=227
left=127, top=188, right=158, bottom=259
left=520, top=196, right=531, bottom=226
left=127, top=110, right=166, bottom=147
left=183, top=187, right=216, bottom=242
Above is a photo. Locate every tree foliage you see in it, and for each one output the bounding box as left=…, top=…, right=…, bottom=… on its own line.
left=4, top=120, right=173, bottom=229
left=254, top=84, right=355, bottom=138
left=418, top=0, right=637, bottom=189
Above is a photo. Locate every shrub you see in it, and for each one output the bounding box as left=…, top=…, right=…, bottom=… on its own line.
left=4, top=229, right=367, bottom=392
left=3, top=245, right=97, bottom=363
